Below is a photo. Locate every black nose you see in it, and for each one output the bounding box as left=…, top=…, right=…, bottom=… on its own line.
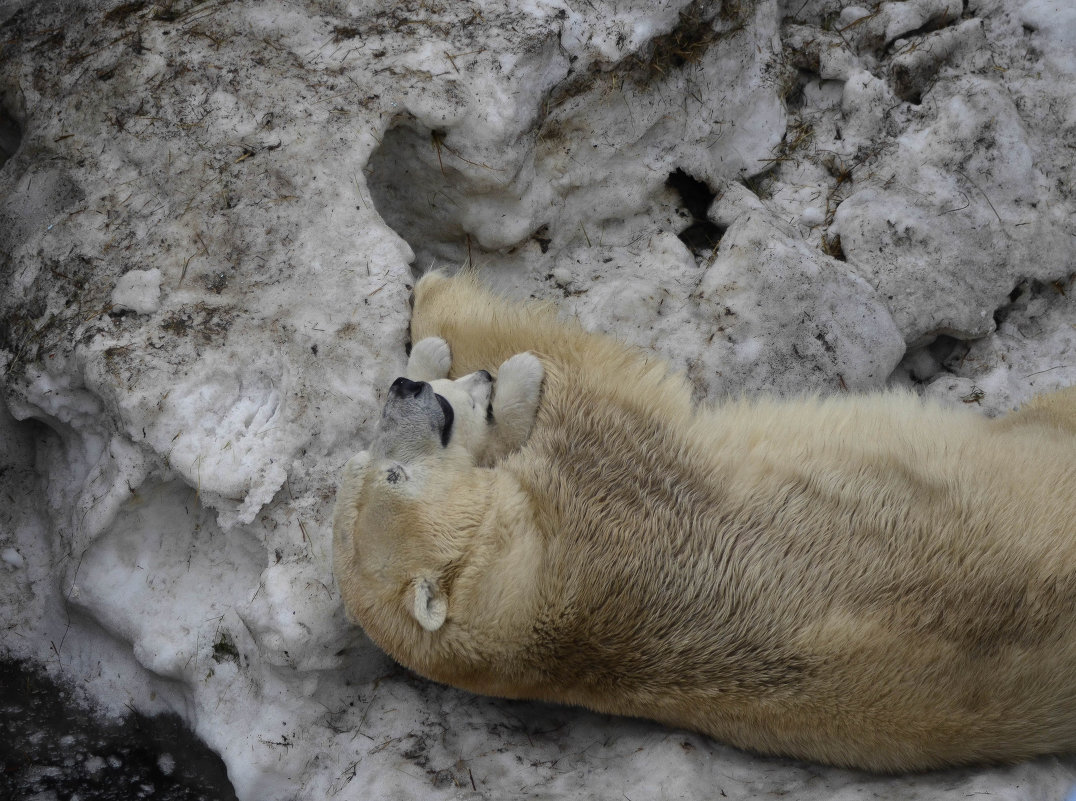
left=390, top=377, right=426, bottom=398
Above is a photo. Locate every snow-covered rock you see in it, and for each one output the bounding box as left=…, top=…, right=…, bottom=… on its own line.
left=1, top=0, right=1074, bottom=799
left=833, top=75, right=1072, bottom=345
left=696, top=191, right=905, bottom=394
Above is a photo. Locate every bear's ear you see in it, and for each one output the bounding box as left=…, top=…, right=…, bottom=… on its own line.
left=411, top=576, right=447, bottom=632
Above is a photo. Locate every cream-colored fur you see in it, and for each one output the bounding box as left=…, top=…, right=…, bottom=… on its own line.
left=406, top=336, right=545, bottom=464
left=333, top=271, right=1076, bottom=772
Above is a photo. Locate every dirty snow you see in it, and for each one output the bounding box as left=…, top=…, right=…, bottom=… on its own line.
left=111, top=268, right=163, bottom=315
left=0, top=0, right=1074, bottom=799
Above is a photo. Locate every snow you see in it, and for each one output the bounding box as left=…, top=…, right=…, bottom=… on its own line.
left=2, top=546, right=23, bottom=569
left=110, top=269, right=162, bottom=315
left=1020, top=0, right=1076, bottom=75
left=799, top=206, right=824, bottom=227
left=0, top=0, right=1074, bottom=799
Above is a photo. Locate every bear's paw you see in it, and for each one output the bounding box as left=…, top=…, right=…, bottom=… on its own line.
left=408, top=337, right=452, bottom=382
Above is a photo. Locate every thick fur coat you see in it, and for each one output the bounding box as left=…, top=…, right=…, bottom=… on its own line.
left=333, top=271, right=1076, bottom=771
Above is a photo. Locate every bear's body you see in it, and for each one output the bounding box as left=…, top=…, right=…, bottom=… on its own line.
left=333, top=271, right=1076, bottom=771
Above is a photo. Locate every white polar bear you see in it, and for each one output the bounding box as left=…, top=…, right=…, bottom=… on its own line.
left=333, top=270, right=1076, bottom=772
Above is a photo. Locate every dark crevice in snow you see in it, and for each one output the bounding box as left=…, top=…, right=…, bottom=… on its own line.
left=929, top=334, right=967, bottom=369
left=993, top=281, right=1028, bottom=329
left=783, top=69, right=817, bottom=113
left=821, top=232, right=846, bottom=262
left=666, top=168, right=722, bottom=254
left=894, top=334, right=968, bottom=386
left=882, top=10, right=964, bottom=56
left=0, top=657, right=238, bottom=801
left=0, top=103, right=22, bottom=168
left=365, top=122, right=478, bottom=280
left=666, top=168, right=712, bottom=221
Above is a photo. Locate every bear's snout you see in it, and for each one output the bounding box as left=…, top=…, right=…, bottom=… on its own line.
left=390, top=377, right=429, bottom=399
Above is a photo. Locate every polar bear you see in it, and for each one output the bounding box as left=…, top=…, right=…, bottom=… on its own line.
left=333, top=270, right=1076, bottom=772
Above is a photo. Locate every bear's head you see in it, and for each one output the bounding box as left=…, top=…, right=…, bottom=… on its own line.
left=376, top=369, right=496, bottom=465
left=332, top=368, right=499, bottom=639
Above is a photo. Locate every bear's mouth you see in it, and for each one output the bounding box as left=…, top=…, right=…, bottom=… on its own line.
left=435, top=393, right=454, bottom=447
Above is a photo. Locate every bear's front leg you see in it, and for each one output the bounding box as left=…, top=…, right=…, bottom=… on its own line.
left=407, top=337, right=452, bottom=382
left=411, top=270, right=574, bottom=377
left=486, top=352, right=545, bottom=461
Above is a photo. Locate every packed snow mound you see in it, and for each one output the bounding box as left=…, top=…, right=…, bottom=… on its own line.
left=0, top=0, right=1074, bottom=799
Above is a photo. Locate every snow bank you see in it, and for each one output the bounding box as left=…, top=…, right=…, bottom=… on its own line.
left=0, top=0, right=1074, bottom=798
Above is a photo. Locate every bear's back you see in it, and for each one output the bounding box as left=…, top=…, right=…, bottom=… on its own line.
left=506, top=377, right=1076, bottom=768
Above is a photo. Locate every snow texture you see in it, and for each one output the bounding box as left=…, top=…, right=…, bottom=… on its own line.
left=111, top=268, right=163, bottom=315
left=0, top=0, right=1074, bottom=798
